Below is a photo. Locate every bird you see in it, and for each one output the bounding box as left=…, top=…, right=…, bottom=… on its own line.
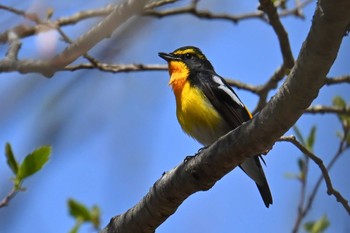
left=158, top=46, right=272, bottom=207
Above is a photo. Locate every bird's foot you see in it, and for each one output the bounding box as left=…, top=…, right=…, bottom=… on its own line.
left=184, top=155, right=196, bottom=163
left=196, top=145, right=208, bottom=155
left=184, top=146, right=209, bottom=163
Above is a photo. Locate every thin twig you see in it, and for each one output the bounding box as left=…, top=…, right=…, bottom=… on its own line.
left=145, top=0, right=177, bottom=9
left=6, top=31, right=21, bottom=61
left=305, top=105, right=350, bottom=115
left=0, top=4, right=40, bottom=23
left=295, top=153, right=309, bottom=233
left=279, top=136, right=350, bottom=216
left=258, top=0, right=295, bottom=69
left=64, top=63, right=167, bottom=73
left=0, top=0, right=314, bottom=44
left=145, top=0, right=266, bottom=23
left=145, top=0, right=313, bottom=24
left=225, top=78, right=259, bottom=94
left=279, top=0, right=314, bottom=18
left=56, top=5, right=114, bottom=27
left=253, top=65, right=288, bottom=114
left=301, top=138, right=349, bottom=226
left=285, top=132, right=349, bottom=232
left=325, top=76, right=350, bottom=85
left=0, top=187, right=19, bottom=208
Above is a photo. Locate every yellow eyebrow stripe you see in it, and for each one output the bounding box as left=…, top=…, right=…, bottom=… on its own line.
left=173, top=48, right=205, bottom=59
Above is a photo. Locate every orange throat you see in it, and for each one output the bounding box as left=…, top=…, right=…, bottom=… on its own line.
left=167, top=61, right=224, bottom=145
left=168, top=61, right=189, bottom=100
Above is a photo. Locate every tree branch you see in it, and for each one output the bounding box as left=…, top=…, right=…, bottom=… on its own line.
left=55, top=27, right=102, bottom=69
left=325, top=75, right=350, bottom=85
left=279, top=136, right=350, bottom=217
left=0, top=0, right=314, bottom=78
left=253, top=65, right=288, bottom=114
left=145, top=0, right=266, bottom=23
left=279, top=0, right=314, bottom=19
left=0, top=0, right=312, bottom=44
left=305, top=105, right=350, bottom=115
left=0, top=4, right=41, bottom=23
left=225, top=78, right=259, bottom=94
left=5, top=31, right=21, bottom=61
left=290, top=134, right=349, bottom=232
left=64, top=63, right=167, bottom=73
left=145, top=0, right=313, bottom=24
left=101, top=1, right=350, bottom=232
left=259, top=0, right=295, bottom=69
left=0, top=187, right=19, bottom=208
left=0, top=0, right=151, bottom=77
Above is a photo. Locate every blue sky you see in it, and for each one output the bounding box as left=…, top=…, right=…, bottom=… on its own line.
left=0, top=1, right=349, bottom=233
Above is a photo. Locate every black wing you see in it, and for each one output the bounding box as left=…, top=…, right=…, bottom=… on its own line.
left=193, top=70, right=273, bottom=207
left=196, top=72, right=251, bottom=126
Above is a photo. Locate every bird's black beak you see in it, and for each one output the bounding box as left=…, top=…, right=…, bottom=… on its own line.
left=158, top=52, right=179, bottom=61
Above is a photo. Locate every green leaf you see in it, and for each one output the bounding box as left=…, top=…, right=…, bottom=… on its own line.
left=69, top=219, right=83, bottom=233
left=16, top=146, right=51, bottom=181
left=46, top=8, right=54, bottom=19
left=5, top=143, right=18, bottom=175
left=297, top=158, right=306, bottom=181
left=68, top=199, right=92, bottom=222
left=335, top=131, right=343, bottom=140
left=304, top=214, right=330, bottom=233
left=332, top=96, right=346, bottom=109
left=91, top=206, right=101, bottom=229
left=297, top=158, right=305, bottom=172
left=306, top=125, right=317, bottom=151
left=293, top=125, right=305, bottom=145
left=68, top=199, right=101, bottom=232
left=332, top=96, right=350, bottom=130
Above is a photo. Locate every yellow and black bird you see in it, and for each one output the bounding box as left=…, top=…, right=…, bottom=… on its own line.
left=159, top=46, right=272, bottom=207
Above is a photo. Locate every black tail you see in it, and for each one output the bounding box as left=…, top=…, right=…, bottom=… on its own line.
left=256, top=179, right=273, bottom=208
left=239, top=156, right=273, bottom=207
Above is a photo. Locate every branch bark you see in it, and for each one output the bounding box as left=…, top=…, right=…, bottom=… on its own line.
left=101, top=1, right=350, bottom=232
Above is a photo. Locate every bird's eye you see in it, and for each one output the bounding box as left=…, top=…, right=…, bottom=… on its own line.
left=185, top=53, right=193, bottom=59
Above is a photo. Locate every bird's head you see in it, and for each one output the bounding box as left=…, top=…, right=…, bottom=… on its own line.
left=159, top=46, right=214, bottom=74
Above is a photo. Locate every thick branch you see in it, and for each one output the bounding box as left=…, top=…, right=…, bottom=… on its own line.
left=101, top=1, right=350, bottom=232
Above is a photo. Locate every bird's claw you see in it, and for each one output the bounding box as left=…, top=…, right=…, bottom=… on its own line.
left=196, top=145, right=208, bottom=155
left=184, top=155, right=195, bottom=163
left=184, top=146, right=209, bottom=163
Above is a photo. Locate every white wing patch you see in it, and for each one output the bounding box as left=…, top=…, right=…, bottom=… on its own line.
left=212, top=75, right=244, bottom=107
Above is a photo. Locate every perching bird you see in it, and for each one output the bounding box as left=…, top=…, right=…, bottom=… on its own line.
left=159, top=46, right=272, bottom=207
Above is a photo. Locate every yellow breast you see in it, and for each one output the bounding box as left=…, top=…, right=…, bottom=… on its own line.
left=168, top=61, right=228, bottom=145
